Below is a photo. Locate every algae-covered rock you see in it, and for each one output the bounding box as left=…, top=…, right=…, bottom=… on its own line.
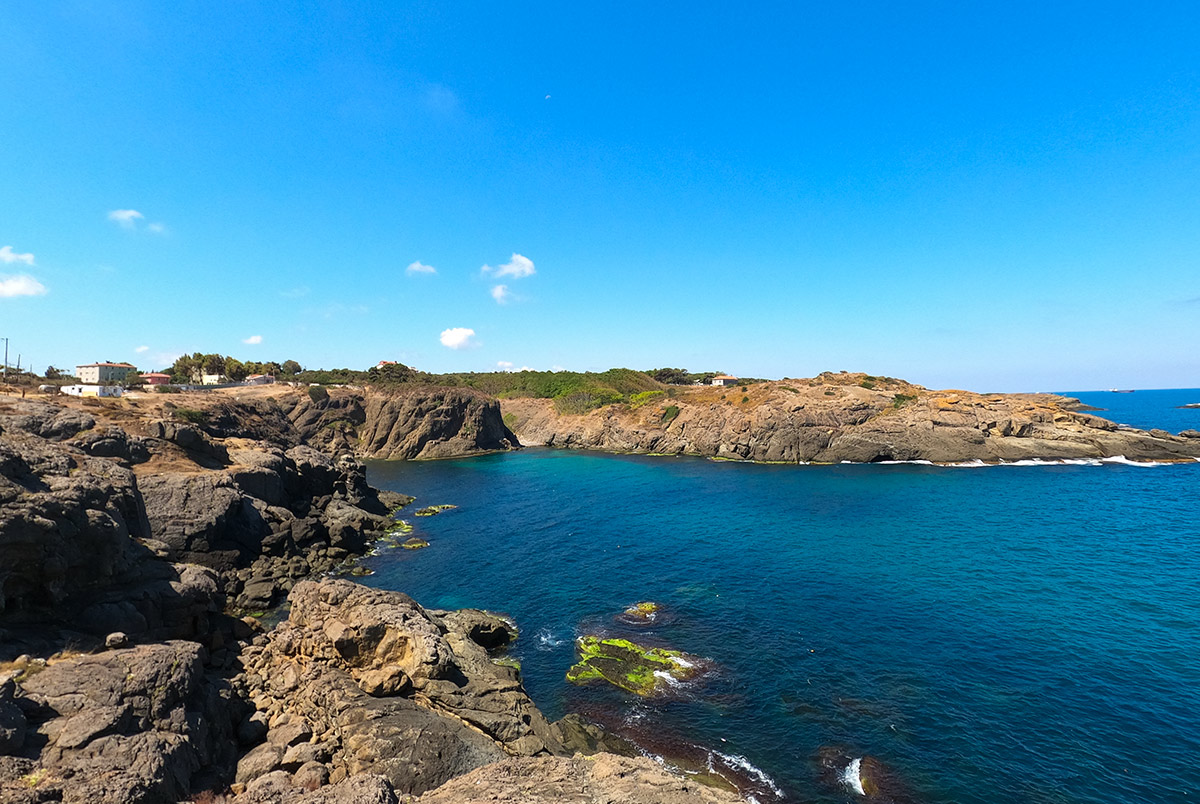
left=566, top=636, right=700, bottom=696
left=401, top=537, right=430, bottom=550
left=622, top=601, right=660, bottom=621
left=414, top=504, right=457, bottom=517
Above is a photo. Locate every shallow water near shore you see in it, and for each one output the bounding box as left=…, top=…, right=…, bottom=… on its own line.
left=362, top=390, right=1200, bottom=804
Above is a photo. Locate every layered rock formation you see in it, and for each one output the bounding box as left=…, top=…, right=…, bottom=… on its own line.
left=282, top=387, right=518, bottom=459
left=0, top=395, right=737, bottom=803
left=502, top=373, right=1200, bottom=464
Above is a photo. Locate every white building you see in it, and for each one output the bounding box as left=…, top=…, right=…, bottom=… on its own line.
left=245, top=374, right=275, bottom=385
left=710, top=375, right=739, bottom=387
left=60, top=384, right=123, bottom=398
left=76, top=362, right=136, bottom=384
left=201, top=373, right=227, bottom=385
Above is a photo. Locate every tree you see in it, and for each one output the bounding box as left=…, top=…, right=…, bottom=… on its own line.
left=647, top=368, right=691, bottom=385
left=224, top=357, right=249, bottom=382
left=202, top=353, right=225, bottom=376
left=281, top=360, right=302, bottom=376
left=122, top=367, right=143, bottom=389
left=45, top=366, right=61, bottom=380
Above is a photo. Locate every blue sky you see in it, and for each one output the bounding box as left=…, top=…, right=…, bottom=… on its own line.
left=2, top=2, right=1198, bottom=391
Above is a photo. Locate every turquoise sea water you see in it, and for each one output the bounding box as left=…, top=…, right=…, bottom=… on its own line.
left=362, top=390, right=1200, bottom=804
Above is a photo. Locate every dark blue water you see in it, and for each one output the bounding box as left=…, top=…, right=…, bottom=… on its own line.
left=361, top=391, right=1200, bottom=804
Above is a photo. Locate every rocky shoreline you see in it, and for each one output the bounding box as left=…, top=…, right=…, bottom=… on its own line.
left=501, top=373, right=1200, bottom=464
left=0, top=393, right=741, bottom=803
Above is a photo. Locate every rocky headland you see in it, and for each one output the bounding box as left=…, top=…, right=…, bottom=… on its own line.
left=0, top=391, right=738, bottom=803
left=501, top=372, right=1200, bottom=464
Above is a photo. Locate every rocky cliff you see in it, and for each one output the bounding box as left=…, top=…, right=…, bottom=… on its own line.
left=283, top=387, right=518, bottom=459
left=502, top=372, right=1200, bottom=464
left=0, top=395, right=732, bottom=804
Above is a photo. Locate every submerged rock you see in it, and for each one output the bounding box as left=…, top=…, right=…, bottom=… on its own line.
left=401, top=537, right=430, bottom=550
left=566, top=636, right=701, bottom=696
left=414, top=505, right=457, bottom=517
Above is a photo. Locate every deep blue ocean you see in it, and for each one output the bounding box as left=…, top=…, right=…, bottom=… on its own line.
left=361, top=389, right=1200, bottom=804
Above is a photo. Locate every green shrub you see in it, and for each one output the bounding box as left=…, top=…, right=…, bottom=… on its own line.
left=779, top=385, right=799, bottom=393
left=154, top=385, right=181, bottom=394
left=824, top=390, right=836, bottom=396
left=859, top=379, right=876, bottom=389
left=630, top=390, right=666, bottom=409
left=741, top=395, right=749, bottom=403
left=174, top=407, right=208, bottom=424
left=661, top=405, right=680, bottom=424
left=892, top=393, right=918, bottom=408
left=308, top=385, right=329, bottom=404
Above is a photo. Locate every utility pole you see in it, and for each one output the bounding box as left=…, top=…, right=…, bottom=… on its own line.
left=2, top=337, right=7, bottom=381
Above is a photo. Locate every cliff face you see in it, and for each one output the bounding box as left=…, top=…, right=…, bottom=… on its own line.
left=502, top=373, right=1200, bottom=464
left=284, top=387, right=518, bottom=459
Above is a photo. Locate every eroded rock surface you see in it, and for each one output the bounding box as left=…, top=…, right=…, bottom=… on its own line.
left=235, top=580, right=563, bottom=796
left=503, top=372, right=1200, bottom=464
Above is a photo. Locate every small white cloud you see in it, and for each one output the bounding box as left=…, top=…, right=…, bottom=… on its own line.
left=496, top=361, right=533, bottom=372
left=407, top=261, right=437, bottom=275
left=135, top=345, right=149, bottom=353
left=147, top=222, right=167, bottom=234
left=108, top=209, right=145, bottom=229
left=491, top=284, right=511, bottom=304
left=423, top=84, right=460, bottom=115
left=243, top=335, right=263, bottom=345
left=497, top=361, right=513, bottom=369
left=482, top=253, right=535, bottom=279
left=0, top=274, right=47, bottom=298
left=0, top=246, right=35, bottom=266
left=551, top=365, right=565, bottom=372
left=440, top=327, right=478, bottom=350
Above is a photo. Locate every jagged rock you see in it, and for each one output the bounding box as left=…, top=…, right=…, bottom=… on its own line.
left=0, top=681, right=26, bottom=756
left=237, top=743, right=285, bottom=783
left=5, top=641, right=242, bottom=804
left=411, top=754, right=743, bottom=804
left=550, top=714, right=637, bottom=757
left=0, top=400, right=95, bottom=441
left=105, top=632, right=129, bottom=649
left=0, top=429, right=148, bottom=618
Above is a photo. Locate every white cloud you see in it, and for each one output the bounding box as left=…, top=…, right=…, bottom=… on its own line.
left=243, top=335, right=263, bottom=345
left=146, top=222, right=167, bottom=234
left=482, top=253, right=535, bottom=279
left=0, top=274, right=47, bottom=298
left=497, top=361, right=513, bottom=369
left=108, top=209, right=144, bottom=229
left=0, top=246, right=35, bottom=266
left=440, top=327, right=478, bottom=350
left=491, top=284, right=512, bottom=304
left=135, top=345, right=149, bottom=353
left=407, top=261, right=437, bottom=275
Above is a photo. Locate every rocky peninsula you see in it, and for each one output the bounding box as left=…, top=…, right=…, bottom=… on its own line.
left=0, top=390, right=740, bottom=803
left=501, top=372, right=1200, bottom=464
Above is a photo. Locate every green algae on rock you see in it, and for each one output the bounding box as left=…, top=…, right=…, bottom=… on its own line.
left=620, top=601, right=661, bottom=623
left=566, top=636, right=700, bottom=696
left=414, top=504, right=458, bottom=517
left=401, top=537, right=430, bottom=550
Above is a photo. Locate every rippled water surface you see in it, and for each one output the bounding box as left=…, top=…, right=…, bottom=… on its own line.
left=362, top=390, right=1200, bottom=803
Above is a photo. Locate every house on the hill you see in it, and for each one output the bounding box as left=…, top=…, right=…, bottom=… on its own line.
left=710, top=375, right=739, bottom=387
left=141, top=372, right=172, bottom=386
left=245, top=374, right=275, bottom=385
left=76, top=362, right=136, bottom=384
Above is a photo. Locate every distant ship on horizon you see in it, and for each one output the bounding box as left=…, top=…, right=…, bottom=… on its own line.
left=1107, top=388, right=1135, bottom=393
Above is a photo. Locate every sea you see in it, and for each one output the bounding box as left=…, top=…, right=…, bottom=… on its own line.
left=360, top=388, right=1200, bottom=804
